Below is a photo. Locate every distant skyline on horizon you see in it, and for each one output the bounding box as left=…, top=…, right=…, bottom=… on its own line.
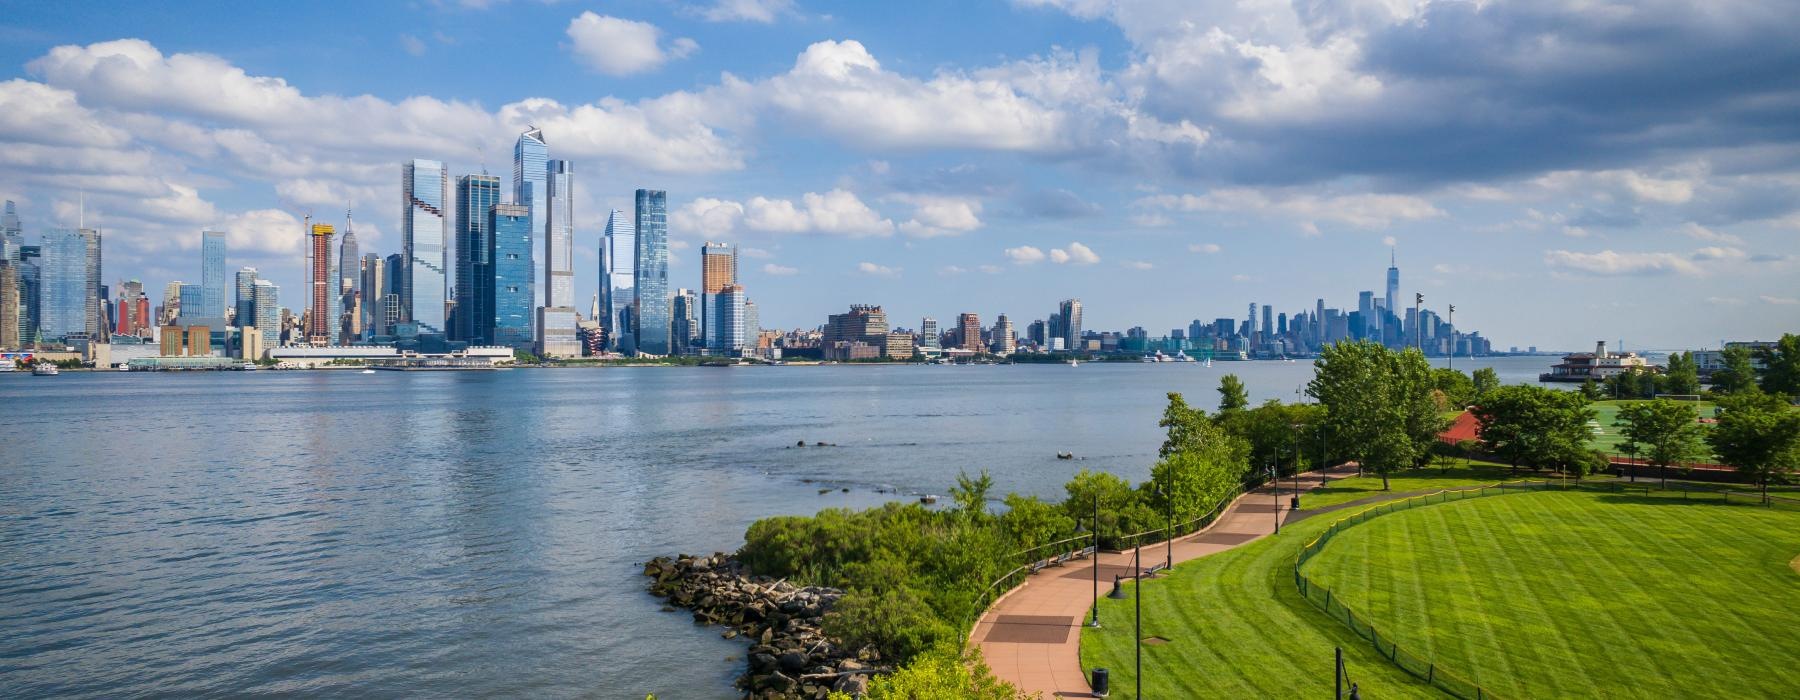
left=2, top=1, right=1797, bottom=350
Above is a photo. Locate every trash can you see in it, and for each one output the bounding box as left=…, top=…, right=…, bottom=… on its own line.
left=1091, top=668, right=1110, bottom=697
left=1291, top=494, right=1301, bottom=511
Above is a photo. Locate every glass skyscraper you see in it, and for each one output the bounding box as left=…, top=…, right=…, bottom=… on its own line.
left=252, top=279, right=279, bottom=349
left=178, top=283, right=203, bottom=322
left=39, top=228, right=100, bottom=342
left=455, top=174, right=502, bottom=343
left=602, top=208, right=635, bottom=351
left=513, top=128, right=547, bottom=312
left=489, top=204, right=534, bottom=350
left=235, top=267, right=257, bottom=327
left=404, top=159, right=449, bottom=334
left=200, top=230, right=226, bottom=319
left=633, top=189, right=669, bottom=356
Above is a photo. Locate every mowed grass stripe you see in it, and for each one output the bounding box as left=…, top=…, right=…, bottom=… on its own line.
left=1302, top=490, right=1800, bottom=698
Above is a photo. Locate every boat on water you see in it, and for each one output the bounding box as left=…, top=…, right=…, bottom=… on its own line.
left=1068, top=359, right=1078, bottom=367
left=360, top=369, right=377, bottom=374
left=240, top=363, right=258, bottom=371
left=32, top=364, right=61, bottom=376
left=0, top=358, right=15, bottom=373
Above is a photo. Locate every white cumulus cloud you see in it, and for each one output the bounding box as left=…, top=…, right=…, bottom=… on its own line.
left=761, top=263, right=798, bottom=276
left=566, top=13, right=698, bottom=76
left=1005, top=245, right=1047, bottom=264
left=856, top=262, right=900, bottom=278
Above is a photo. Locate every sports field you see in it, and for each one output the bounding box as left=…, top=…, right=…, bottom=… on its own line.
left=1300, top=490, right=1800, bottom=697
left=1587, top=399, right=1717, bottom=454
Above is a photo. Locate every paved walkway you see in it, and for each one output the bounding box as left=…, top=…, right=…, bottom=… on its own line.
left=970, top=465, right=1359, bottom=698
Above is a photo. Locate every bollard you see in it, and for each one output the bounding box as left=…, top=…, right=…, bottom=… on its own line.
left=1091, top=668, right=1110, bottom=697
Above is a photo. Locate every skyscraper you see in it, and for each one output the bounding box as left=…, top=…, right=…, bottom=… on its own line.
left=0, top=200, right=20, bottom=258
left=672, top=288, right=698, bottom=351
left=307, top=223, right=335, bottom=345
left=383, top=253, right=405, bottom=336
left=0, top=262, right=17, bottom=348
left=602, top=209, right=635, bottom=351
left=200, top=230, right=226, bottom=319
left=633, top=189, right=670, bottom=356
left=1058, top=299, right=1082, bottom=352
left=701, top=241, right=738, bottom=353
left=920, top=317, right=939, bottom=349
left=15, top=245, right=39, bottom=344
left=992, top=314, right=1015, bottom=355
left=713, top=284, right=746, bottom=355
left=514, top=127, right=548, bottom=311
left=455, top=174, right=503, bottom=342
left=1261, top=304, right=1273, bottom=338
left=537, top=159, right=579, bottom=357
left=235, top=267, right=258, bottom=328
left=360, top=253, right=383, bottom=340
left=489, top=203, right=534, bottom=350
left=39, top=228, right=100, bottom=342
left=404, top=159, right=449, bottom=334
left=1384, top=249, right=1400, bottom=346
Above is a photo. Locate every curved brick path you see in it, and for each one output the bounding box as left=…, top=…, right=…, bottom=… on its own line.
left=969, top=465, right=1359, bottom=698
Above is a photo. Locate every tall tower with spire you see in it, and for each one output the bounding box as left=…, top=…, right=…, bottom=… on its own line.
left=1385, top=247, right=1400, bottom=347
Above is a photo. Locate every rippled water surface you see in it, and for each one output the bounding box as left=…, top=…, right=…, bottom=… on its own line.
left=0, top=358, right=1550, bottom=697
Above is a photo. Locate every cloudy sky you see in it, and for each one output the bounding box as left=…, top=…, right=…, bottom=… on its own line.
left=2, top=0, right=1796, bottom=350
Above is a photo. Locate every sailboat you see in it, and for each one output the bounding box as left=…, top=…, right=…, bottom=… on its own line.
left=1068, top=358, right=1079, bottom=367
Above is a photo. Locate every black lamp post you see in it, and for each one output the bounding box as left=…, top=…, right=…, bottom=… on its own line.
left=1270, top=463, right=1281, bottom=534
left=1159, top=484, right=1172, bottom=572
left=1089, top=493, right=1100, bottom=628
left=1133, top=543, right=1142, bottom=699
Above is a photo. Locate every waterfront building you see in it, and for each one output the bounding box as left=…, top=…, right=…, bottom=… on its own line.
left=633, top=189, right=670, bottom=355
left=883, top=330, right=914, bottom=359
left=383, top=253, right=405, bottom=336
left=992, top=314, right=1016, bottom=355
left=824, top=340, right=881, bottom=361
left=160, top=324, right=212, bottom=357
left=710, top=284, right=746, bottom=355
left=455, top=174, right=503, bottom=343
left=40, top=228, right=102, bottom=342
left=742, top=299, right=759, bottom=345
left=920, top=317, right=940, bottom=349
left=513, top=128, right=548, bottom=311
left=253, top=279, right=279, bottom=350
left=1058, top=299, right=1082, bottom=352
left=177, top=284, right=203, bottom=324
left=404, top=159, right=450, bottom=335
left=235, top=268, right=257, bottom=328
left=12, top=244, right=39, bottom=344
left=602, top=209, right=635, bottom=351
left=307, top=223, right=335, bottom=345
left=958, top=312, right=982, bottom=351
left=825, top=305, right=888, bottom=346
left=1540, top=341, right=1653, bottom=382
left=268, top=343, right=514, bottom=369
left=489, top=203, right=534, bottom=351
left=200, top=230, right=226, bottom=319
left=538, top=159, right=579, bottom=358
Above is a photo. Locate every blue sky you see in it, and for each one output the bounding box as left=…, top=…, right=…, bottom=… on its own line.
left=2, top=0, right=1797, bottom=350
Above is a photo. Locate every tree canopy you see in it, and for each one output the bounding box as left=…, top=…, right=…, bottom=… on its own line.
left=1471, top=384, right=1598, bottom=475
left=1617, top=399, right=1706, bottom=473
left=1706, top=390, right=1800, bottom=499
left=1711, top=346, right=1758, bottom=394
left=1307, top=340, right=1446, bottom=489
left=1756, top=333, right=1800, bottom=396
left=1216, top=374, right=1249, bottom=412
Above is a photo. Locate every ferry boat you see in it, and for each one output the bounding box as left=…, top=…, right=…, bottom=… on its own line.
left=0, top=358, right=15, bottom=372
left=1540, top=341, right=1655, bottom=382
left=32, top=364, right=61, bottom=376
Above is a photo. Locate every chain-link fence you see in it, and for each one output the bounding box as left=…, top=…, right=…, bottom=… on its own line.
left=1293, top=478, right=1797, bottom=699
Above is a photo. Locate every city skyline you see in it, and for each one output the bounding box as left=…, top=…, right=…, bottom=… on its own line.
left=0, top=3, right=1797, bottom=349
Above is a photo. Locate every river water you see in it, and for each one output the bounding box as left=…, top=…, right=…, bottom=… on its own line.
left=0, top=356, right=1551, bottom=698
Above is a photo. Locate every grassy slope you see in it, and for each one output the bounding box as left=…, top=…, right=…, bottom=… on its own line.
left=1079, top=511, right=1441, bottom=699
left=1302, top=491, right=1800, bottom=697
left=1300, top=463, right=1522, bottom=510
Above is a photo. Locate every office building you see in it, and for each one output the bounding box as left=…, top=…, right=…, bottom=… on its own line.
left=1385, top=249, right=1400, bottom=345
left=489, top=203, right=534, bottom=350
left=1057, top=299, right=1082, bottom=352
left=404, top=158, right=450, bottom=334
left=602, top=209, right=635, bottom=351
left=455, top=174, right=503, bottom=342
left=825, top=305, right=888, bottom=346
left=742, top=299, right=759, bottom=346
left=633, top=189, right=670, bottom=355
left=307, top=223, right=335, bottom=345
left=0, top=200, right=20, bottom=258
left=538, top=159, right=579, bottom=357
left=0, top=262, right=16, bottom=347
left=252, top=279, right=279, bottom=350
left=513, top=128, right=548, bottom=311
left=920, top=317, right=940, bottom=349
left=992, top=314, right=1016, bottom=355
left=672, top=288, right=698, bottom=352
left=1261, top=304, right=1273, bottom=338
left=883, top=330, right=914, bottom=359
left=235, top=267, right=257, bottom=328
left=40, top=228, right=101, bottom=342
left=200, top=230, right=226, bottom=319
left=710, top=284, right=746, bottom=355
left=958, top=312, right=982, bottom=351
left=338, top=217, right=360, bottom=341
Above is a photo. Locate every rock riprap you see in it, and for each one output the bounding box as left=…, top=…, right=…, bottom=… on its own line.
left=643, top=553, right=884, bottom=699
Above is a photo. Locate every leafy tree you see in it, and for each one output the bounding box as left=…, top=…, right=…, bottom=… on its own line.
left=1617, top=399, right=1706, bottom=484
left=1307, top=341, right=1444, bottom=489
left=1756, top=333, right=1800, bottom=396
left=824, top=587, right=954, bottom=662
left=1432, top=367, right=1476, bottom=409
left=1471, top=367, right=1500, bottom=399
left=1147, top=419, right=1250, bottom=524
left=1217, top=374, right=1249, bottom=412
left=949, top=469, right=994, bottom=518
left=1216, top=400, right=1321, bottom=476
left=1711, top=346, right=1758, bottom=394
left=1663, top=351, right=1702, bottom=395
left=1707, top=391, right=1800, bottom=502
left=1580, top=378, right=1605, bottom=401
left=1060, top=470, right=1155, bottom=549
left=998, top=493, right=1075, bottom=552
left=1157, top=392, right=1209, bottom=458
left=1472, top=384, right=1596, bottom=474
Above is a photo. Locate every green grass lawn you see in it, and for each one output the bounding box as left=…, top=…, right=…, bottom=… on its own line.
left=1079, top=512, right=1443, bottom=698
left=1588, top=399, right=1718, bottom=455
left=1299, top=463, right=1526, bottom=510
left=1300, top=490, right=1800, bottom=698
